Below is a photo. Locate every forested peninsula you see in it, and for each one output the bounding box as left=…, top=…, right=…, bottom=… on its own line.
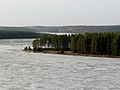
left=0, top=30, right=39, bottom=39
left=25, top=32, right=120, bottom=57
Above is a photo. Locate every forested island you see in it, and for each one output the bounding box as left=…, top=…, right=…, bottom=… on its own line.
left=24, top=32, right=120, bottom=57
left=0, top=30, right=39, bottom=39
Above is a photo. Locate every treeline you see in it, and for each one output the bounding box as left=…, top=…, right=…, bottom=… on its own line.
left=32, top=32, right=120, bottom=56
left=0, top=30, right=39, bottom=39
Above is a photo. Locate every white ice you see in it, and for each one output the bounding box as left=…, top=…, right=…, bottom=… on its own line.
left=0, top=39, right=120, bottom=90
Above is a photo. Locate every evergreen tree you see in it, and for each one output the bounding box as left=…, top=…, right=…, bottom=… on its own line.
left=91, top=33, right=98, bottom=54
left=70, top=34, right=78, bottom=52
left=111, top=33, right=120, bottom=56
left=83, top=33, right=91, bottom=54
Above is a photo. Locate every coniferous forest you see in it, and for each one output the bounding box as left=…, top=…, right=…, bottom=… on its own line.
left=0, top=30, right=39, bottom=39
left=32, top=32, right=120, bottom=56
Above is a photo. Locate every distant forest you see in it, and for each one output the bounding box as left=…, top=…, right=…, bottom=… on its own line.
left=0, top=25, right=120, bottom=33
left=32, top=32, right=120, bottom=56
left=0, top=30, right=39, bottom=39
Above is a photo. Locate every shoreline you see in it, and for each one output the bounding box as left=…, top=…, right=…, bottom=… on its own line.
left=43, top=50, right=120, bottom=58
left=23, top=49, right=120, bottom=58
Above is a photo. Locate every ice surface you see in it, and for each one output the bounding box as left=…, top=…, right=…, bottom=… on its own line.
left=0, top=39, right=120, bottom=90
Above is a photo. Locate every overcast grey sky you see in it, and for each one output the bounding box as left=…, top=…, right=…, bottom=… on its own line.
left=0, top=0, right=120, bottom=26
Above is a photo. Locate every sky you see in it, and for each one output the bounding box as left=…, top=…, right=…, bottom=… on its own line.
left=0, top=0, right=120, bottom=26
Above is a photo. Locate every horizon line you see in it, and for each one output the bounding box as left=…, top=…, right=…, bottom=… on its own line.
left=0, top=24, right=120, bottom=27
